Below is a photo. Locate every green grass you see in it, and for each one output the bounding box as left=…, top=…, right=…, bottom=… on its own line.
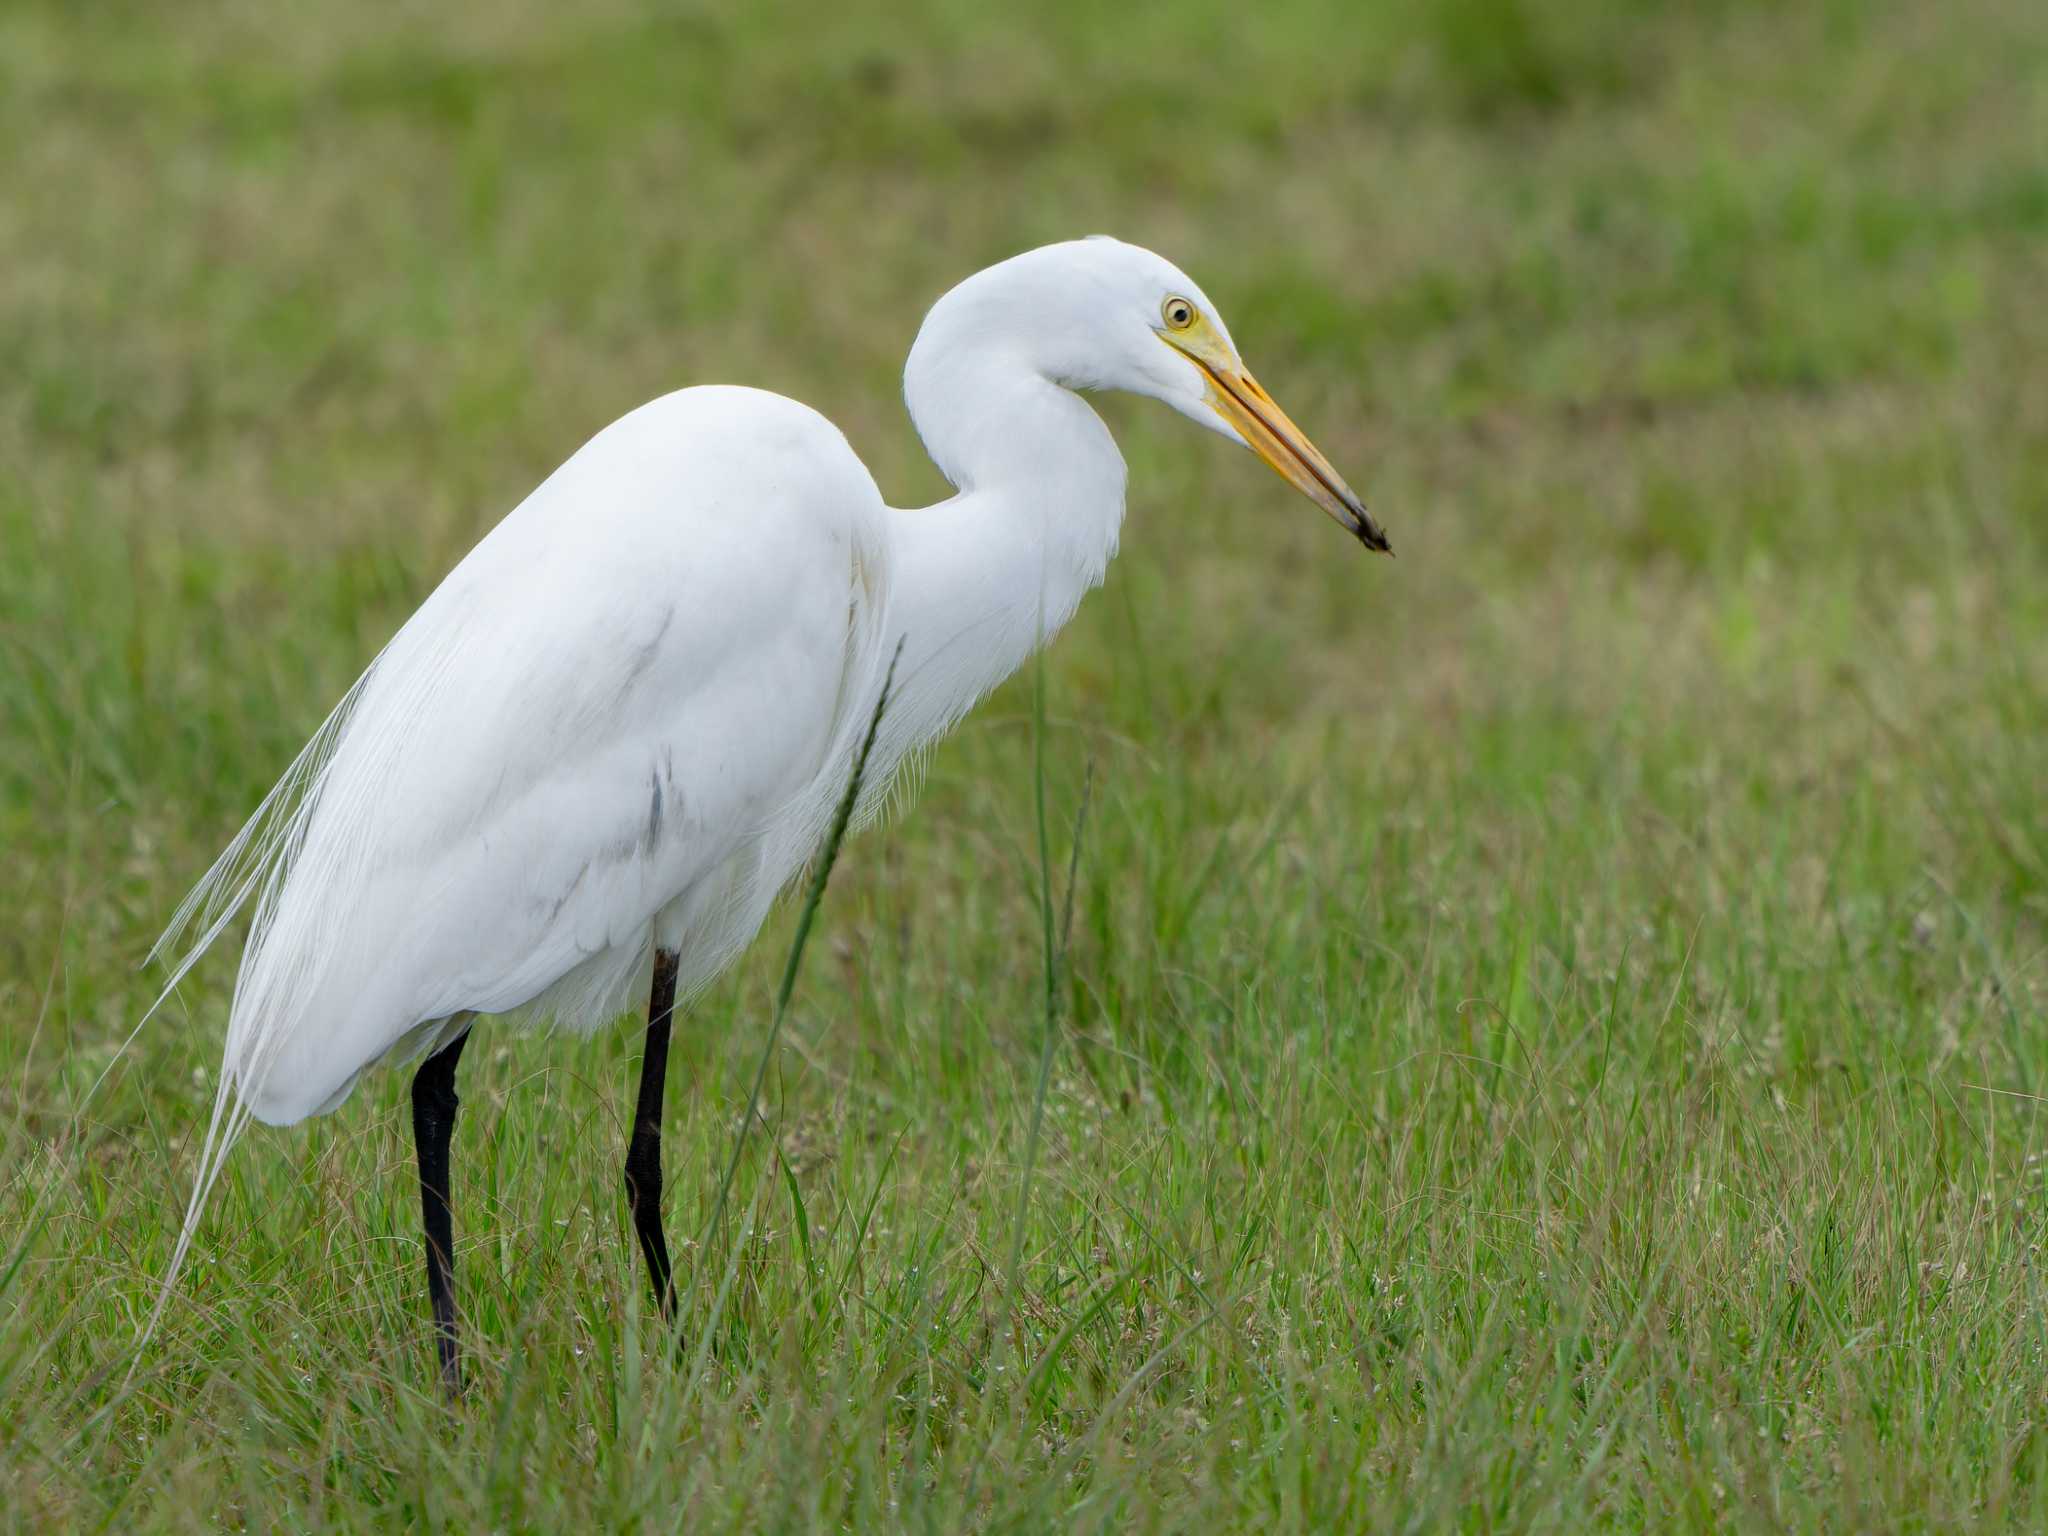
left=3, top=0, right=2047, bottom=1527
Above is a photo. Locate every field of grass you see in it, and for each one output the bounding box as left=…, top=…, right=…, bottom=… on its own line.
left=3, top=0, right=2046, bottom=1527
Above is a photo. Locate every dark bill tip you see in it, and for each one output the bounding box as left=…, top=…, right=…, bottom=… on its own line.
left=1346, top=500, right=1393, bottom=556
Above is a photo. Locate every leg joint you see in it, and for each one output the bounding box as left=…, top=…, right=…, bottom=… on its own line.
left=623, top=1139, right=663, bottom=1204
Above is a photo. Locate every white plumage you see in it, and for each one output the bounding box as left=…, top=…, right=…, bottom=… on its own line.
left=165, top=387, right=890, bottom=1125
left=149, top=236, right=1385, bottom=1353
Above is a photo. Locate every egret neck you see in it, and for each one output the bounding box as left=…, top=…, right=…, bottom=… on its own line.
left=880, top=307, right=1129, bottom=775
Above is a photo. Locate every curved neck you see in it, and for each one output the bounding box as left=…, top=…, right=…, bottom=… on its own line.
left=876, top=338, right=1127, bottom=774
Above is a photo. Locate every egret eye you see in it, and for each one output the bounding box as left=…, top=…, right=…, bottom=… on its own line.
left=1162, top=296, right=1196, bottom=330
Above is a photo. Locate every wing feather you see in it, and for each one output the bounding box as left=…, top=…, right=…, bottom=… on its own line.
left=140, top=383, right=890, bottom=1366
left=155, top=386, right=888, bottom=1124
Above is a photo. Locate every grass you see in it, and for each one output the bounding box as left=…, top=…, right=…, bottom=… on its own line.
left=2, top=0, right=2046, bottom=1527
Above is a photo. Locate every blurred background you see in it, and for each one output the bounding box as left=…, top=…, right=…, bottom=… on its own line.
left=2, top=0, right=2045, bottom=1525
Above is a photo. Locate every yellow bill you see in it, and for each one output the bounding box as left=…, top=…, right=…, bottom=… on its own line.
left=1159, top=312, right=1390, bottom=554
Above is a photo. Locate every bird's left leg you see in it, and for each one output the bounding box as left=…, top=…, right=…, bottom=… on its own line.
left=411, top=1023, right=473, bottom=1394
left=625, top=948, right=681, bottom=1320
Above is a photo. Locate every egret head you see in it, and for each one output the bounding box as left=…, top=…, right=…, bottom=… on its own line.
left=938, top=236, right=1390, bottom=553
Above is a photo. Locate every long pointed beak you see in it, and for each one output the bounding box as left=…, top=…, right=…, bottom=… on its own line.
left=1189, top=356, right=1391, bottom=554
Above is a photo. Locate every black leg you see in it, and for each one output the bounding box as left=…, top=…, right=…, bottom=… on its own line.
left=625, top=948, right=680, bottom=1319
left=411, top=1025, right=472, bottom=1393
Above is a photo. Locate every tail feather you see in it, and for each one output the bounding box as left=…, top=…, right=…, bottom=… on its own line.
left=147, top=660, right=380, bottom=988
left=131, top=656, right=385, bottom=1367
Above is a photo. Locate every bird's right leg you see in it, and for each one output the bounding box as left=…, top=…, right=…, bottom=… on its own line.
left=411, top=1024, right=473, bottom=1394
left=625, top=947, right=681, bottom=1320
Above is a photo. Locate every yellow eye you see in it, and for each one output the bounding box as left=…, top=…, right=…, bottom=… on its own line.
left=1162, top=296, right=1196, bottom=330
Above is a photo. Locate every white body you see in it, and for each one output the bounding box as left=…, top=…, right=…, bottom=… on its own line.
left=206, top=387, right=896, bottom=1124
left=158, top=238, right=1245, bottom=1128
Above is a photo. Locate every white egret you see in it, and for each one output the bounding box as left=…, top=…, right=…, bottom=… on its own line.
left=151, top=236, right=1387, bottom=1388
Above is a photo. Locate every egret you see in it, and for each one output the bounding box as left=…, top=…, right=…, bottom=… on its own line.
left=151, top=236, right=1387, bottom=1389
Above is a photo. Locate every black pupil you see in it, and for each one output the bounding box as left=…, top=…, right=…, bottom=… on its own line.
left=1172, top=304, right=1188, bottom=322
